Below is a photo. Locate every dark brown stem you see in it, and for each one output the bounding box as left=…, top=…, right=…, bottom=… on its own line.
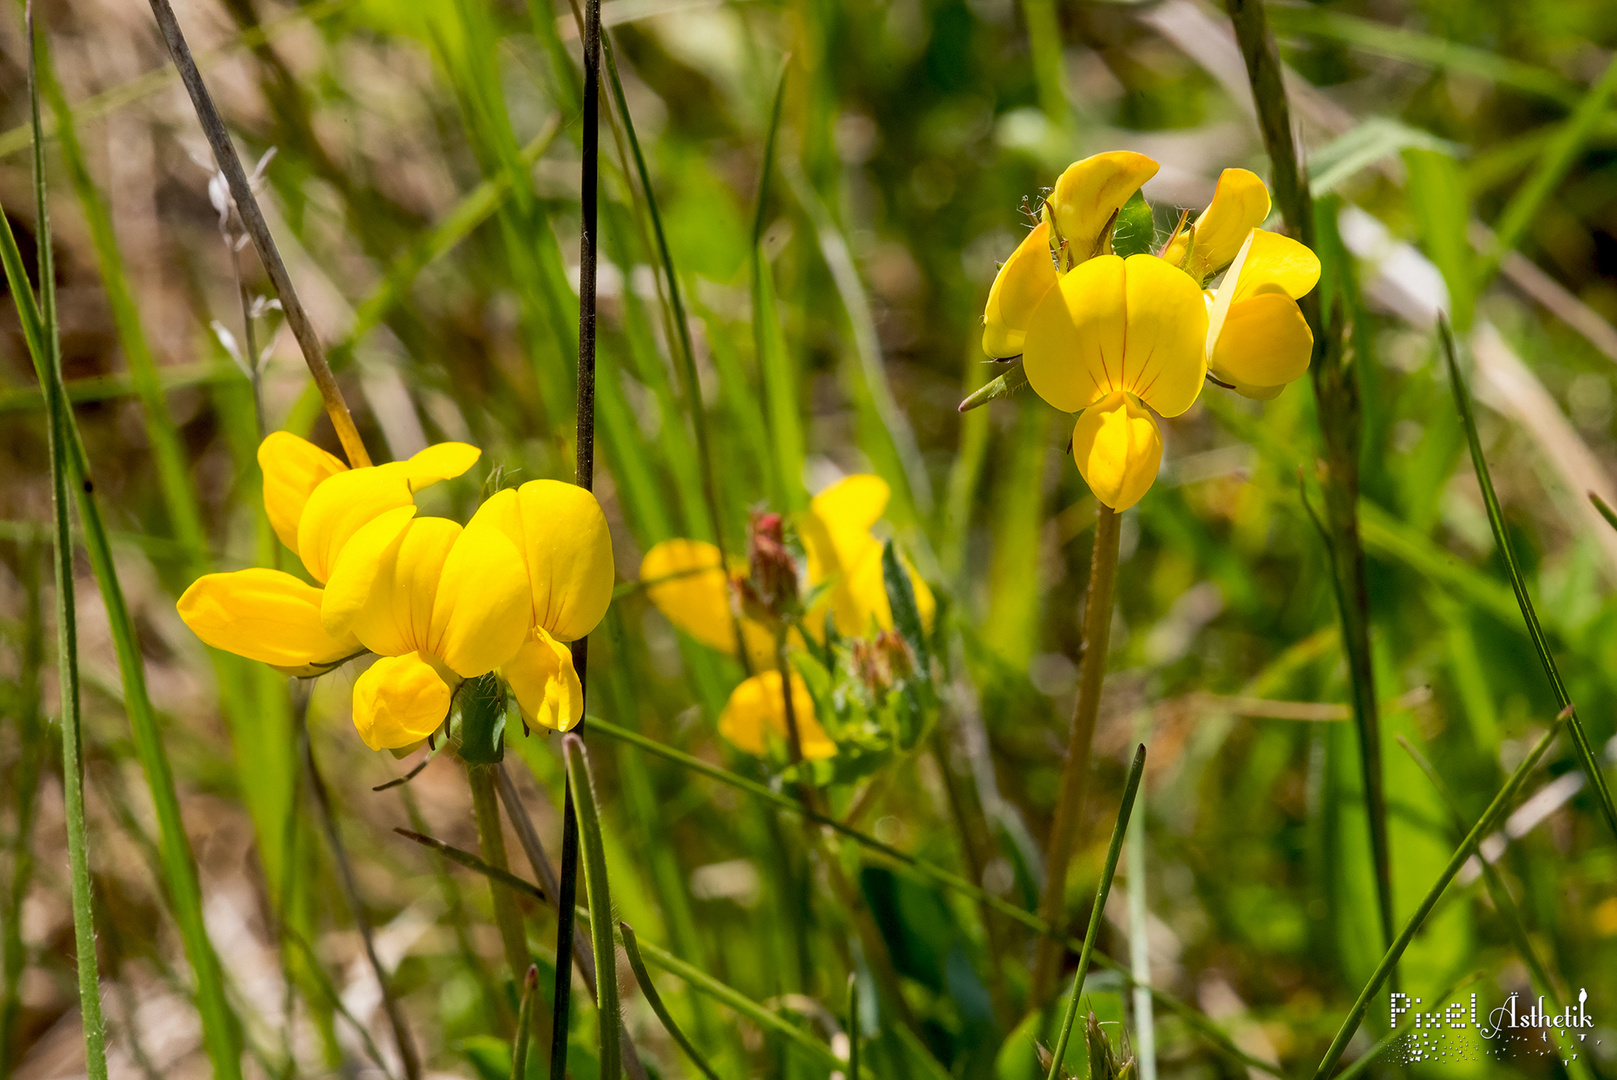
left=143, top=0, right=369, bottom=467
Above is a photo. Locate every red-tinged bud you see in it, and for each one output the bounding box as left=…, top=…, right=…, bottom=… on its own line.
left=747, top=511, right=798, bottom=618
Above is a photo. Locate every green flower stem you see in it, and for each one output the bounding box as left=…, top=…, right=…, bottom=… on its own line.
left=1046, top=745, right=1146, bottom=1080
left=510, top=965, right=538, bottom=1080
left=468, top=764, right=532, bottom=984
left=1032, top=502, right=1120, bottom=1003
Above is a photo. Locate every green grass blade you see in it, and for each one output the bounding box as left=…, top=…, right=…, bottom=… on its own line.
left=511, top=965, right=538, bottom=1080
left=1590, top=491, right=1617, bottom=533
left=1267, top=7, right=1578, bottom=105
left=564, top=735, right=623, bottom=1080
left=20, top=18, right=107, bottom=1070
left=1437, top=319, right=1617, bottom=841
left=846, top=974, right=859, bottom=1080
left=393, top=828, right=548, bottom=903
left=619, top=923, right=722, bottom=1080
left=1045, top=745, right=1145, bottom=1079
left=1331, top=973, right=1482, bottom=1080
left=1488, top=53, right=1617, bottom=266
left=1310, top=716, right=1565, bottom=1080
left=750, top=60, right=803, bottom=512
left=588, top=717, right=1284, bottom=1078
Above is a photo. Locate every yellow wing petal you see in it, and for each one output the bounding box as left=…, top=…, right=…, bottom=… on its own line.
left=1118, top=253, right=1209, bottom=419
left=337, top=517, right=461, bottom=660
left=1047, top=151, right=1159, bottom=262
left=718, top=671, right=836, bottom=760
left=1023, top=254, right=1126, bottom=413
left=1167, top=169, right=1271, bottom=284
left=1072, top=392, right=1163, bottom=512
left=982, top=221, right=1057, bottom=358
left=503, top=627, right=583, bottom=733
left=471, top=481, right=615, bottom=642
left=392, top=442, right=482, bottom=492
left=295, top=467, right=415, bottom=583
left=320, top=505, right=417, bottom=637
left=431, top=516, right=531, bottom=677
left=1209, top=292, right=1314, bottom=395
left=177, top=568, right=360, bottom=671
left=351, top=652, right=453, bottom=751
left=258, top=432, right=348, bottom=560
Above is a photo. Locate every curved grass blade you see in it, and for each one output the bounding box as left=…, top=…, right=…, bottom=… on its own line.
left=620, top=923, right=721, bottom=1080
left=1591, top=491, right=1617, bottom=534
left=1045, top=745, right=1145, bottom=1079
left=587, top=717, right=1283, bottom=1078
left=17, top=13, right=106, bottom=1072
left=1310, top=715, right=1565, bottom=1079
left=750, top=59, right=803, bottom=512
left=1438, top=318, right=1617, bottom=841
left=563, top=735, right=622, bottom=1080
left=394, top=829, right=547, bottom=904
left=1331, top=972, right=1483, bottom=1080
left=512, top=965, right=538, bottom=1080
left=846, top=974, right=859, bottom=1080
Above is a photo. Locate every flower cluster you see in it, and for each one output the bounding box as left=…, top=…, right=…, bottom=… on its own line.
left=982, top=153, right=1320, bottom=510
left=177, top=433, right=614, bottom=750
left=639, top=474, right=933, bottom=761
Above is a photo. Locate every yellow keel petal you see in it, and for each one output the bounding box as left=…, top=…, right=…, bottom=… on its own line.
left=351, top=652, right=453, bottom=751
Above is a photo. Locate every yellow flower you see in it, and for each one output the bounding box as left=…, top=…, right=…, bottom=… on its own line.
left=178, top=433, right=481, bottom=676
left=982, top=221, right=1057, bottom=359
left=639, top=538, right=777, bottom=670
left=320, top=510, right=531, bottom=750
left=1161, top=168, right=1271, bottom=286
left=719, top=671, right=836, bottom=761
left=1205, top=229, right=1320, bottom=400
left=1022, top=253, right=1207, bottom=510
left=466, top=480, right=616, bottom=733
left=799, top=475, right=935, bottom=641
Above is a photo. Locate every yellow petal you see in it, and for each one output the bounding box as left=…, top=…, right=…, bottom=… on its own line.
left=339, top=517, right=461, bottom=660
left=641, top=539, right=737, bottom=650
left=320, top=505, right=418, bottom=637
left=1209, top=292, right=1314, bottom=396
left=1071, top=392, right=1163, bottom=512
left=803, top=474, right=890, bottom=586
left=503, top=627, right=582, bottom=733
left=470, top=481, right=615, bottom=642
left=817, top=541, right=936, bottom=639
left=983, top=221, right=1057, bottom=358
left=1046, top=151, right=1159, bottom=261
left=718, top=671, right=836, bottom=760
left=430, top=515, right=531, bottom=677
left=351, top=652, right=453, bottom=751
left=1165, top=169, right=1271, bottom=284
left=177, top=568, right=360, bottom=672
left=258, top=432, right=348, bottom=560
left=296, top=467, right=415, bottom=583
left=1226, top=229, right=1321, bottom=305
left=389, top=442, right=482, bottom=492
left=1023, top=254, right=1207, bottom=417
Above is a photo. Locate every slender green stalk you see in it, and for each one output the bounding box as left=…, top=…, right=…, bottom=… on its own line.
left=1330, top=973, right=1481, bottom=1080
left=395, top=828, right=547, bottom=904
left=620, top=923, right=721, bottom=1080
left=1310, top=716, right=1565, bottom=1080
left=1020, top=0, right=1071, bottom=132
left=553, top=0, right=602, bottom=1073
left=750, top=61, right=802, bottom=512
left=846, top=973, right=860, bottom=1080
left=1438, top=319, right=1617, bottom=840
left=1046, top=745, right=1145, bottom=1079
left=1487, top=54, right=1617, bottom=268
left=1126, top=737, right=1156, bottom=1080
left=469, top=765, right=534, bottom=983
left=563, top=736, right=622, bottom=1080
left=22, top=10, right=106, bottom=1069
left=589, top=717, right=1285, bottom=1079
left=1223, top=0, right=1396, bottom=979
left=280, top=927, right=399, bottom=1080
left=1032, top=504, right=1120, bottom=1002
left=511, top=965, right=538, bottom=1080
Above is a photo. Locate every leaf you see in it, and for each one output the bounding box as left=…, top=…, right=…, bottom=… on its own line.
left=1404, top=148, right=1475, bottom=330
left=957, top=357, right=1028, bottom=413
left=1110, top=190, right=1156, bottom=258
left=1309, top=117, right=1457, bottom=196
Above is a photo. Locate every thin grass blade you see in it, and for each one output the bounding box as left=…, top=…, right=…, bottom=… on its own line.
left=1437, top=318, right=1617, bottom=841
left=512, top=965, right=538, bottom=1080
left=563, top=735, right=622, bottom=1080
left=620, top=923, right=721, bottom=1080
left=1045, top=745, right=1145, bottom=1078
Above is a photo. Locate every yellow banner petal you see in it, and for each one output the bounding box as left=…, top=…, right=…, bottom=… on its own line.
left=390, top=442, right=482, bottom=492
left=982, top=221, right=1057, bottom=358
left=1047, top=151, right=1159, bottom=261
left=503, top=627, right=583, bottom=733
left=471, top=481, right=615, bottom=642
left=430, top=517, right=531, bottom=677
left=718, top=671, right=836, bottom=760
left=351, top=652, right=453, bottom=751
left=1072, top=392, right=1164, bottom=511
left=258, top=431, right=348, bottom=561
left=336, top=517, right=460, bottom=660
left=1165, top=168, right=1271, bottom=284
left=177, top=568, right=359, bottom=671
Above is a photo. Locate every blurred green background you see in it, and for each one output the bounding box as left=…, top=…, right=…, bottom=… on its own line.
left=2, top=0, right=1617, bottom=1075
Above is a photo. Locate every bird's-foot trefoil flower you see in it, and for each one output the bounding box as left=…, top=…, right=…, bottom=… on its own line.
left=178, top=432, right=481, bottom=676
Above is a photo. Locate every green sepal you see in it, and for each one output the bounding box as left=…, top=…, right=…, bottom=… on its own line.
left=1109, top=190, right=1156, bottom=258
left=457, top=673, right=506, bottom=765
